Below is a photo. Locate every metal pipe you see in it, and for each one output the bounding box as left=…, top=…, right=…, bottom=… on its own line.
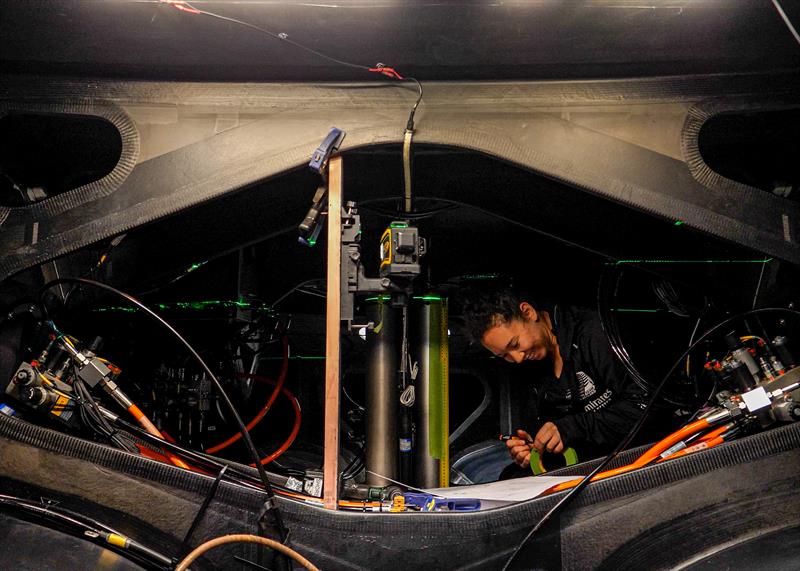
left=365, top=302, right=399, bottom=487
left=413, top=298, right=449, bottom=488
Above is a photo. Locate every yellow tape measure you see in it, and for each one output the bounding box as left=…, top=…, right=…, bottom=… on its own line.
left=438, top=302, right=450, bottom=487
left=530, top=448, right=579, bottom=475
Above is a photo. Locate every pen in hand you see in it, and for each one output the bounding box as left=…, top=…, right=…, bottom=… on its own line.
left=498, top=433, right=534, bottom=445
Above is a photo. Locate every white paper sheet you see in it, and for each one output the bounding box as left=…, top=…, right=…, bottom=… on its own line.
left=424, top=476, right=579, bottom=503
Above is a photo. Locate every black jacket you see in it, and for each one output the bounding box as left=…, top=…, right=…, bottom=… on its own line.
left=523, top=306, right=648, bottom=458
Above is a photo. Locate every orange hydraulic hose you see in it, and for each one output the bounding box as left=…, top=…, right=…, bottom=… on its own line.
left=206, top=337, right=289, bottom=454
left=128, top=403, right=190, bottom=470
left=697, top=424, right=730, bottom=444
left=632, top=418, right=712, bottom=466
left=546, top=418, right=713, bottom=494
left=657, top=435, right=725, bottom=462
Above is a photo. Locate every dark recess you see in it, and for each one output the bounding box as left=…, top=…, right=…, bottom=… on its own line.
left=699, top=108, right=800, bottom=198
left=0, top=112, right=122, bottom=207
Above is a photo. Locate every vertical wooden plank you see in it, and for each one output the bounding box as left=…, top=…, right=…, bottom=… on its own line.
left=323, top=155, right=342, bottom=510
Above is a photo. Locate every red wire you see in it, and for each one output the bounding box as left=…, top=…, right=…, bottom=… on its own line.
left=251, top=381, right=302, bottom=466
left=206, top=337, right=289, bottom=454
left=137, top=378, right=301, bottom=471
left=163, top=0, right=410, bottom=83
left=163, top=1, right=202, bottom=15
left=368, top=66, right=404, bottom=80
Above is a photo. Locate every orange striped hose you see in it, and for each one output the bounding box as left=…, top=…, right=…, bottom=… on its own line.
left=545, top=418, right=713, bottom=494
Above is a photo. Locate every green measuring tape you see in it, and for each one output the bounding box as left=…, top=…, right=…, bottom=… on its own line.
left=530, top=447, right=579, bottom=475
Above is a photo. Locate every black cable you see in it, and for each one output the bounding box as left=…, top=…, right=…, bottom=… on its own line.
left=180, top=465, right=229, bottom=557
left=359, top=198, right=458, bottom=220
left=598, top=265, right=692, bottom=407
left=269, top=278, right=326, bottom=309
left=170, top=1, right=370, bottom=72
left=0, top=494, right=173, bottom=570
left=39, top=278, right=289, bottom=543
left=376, top=196, right=619, bottom=260
left=73, top=376, right=137, bottom=453
left=0, top=299, right=43, bottom=330
left=114, top=416, right=271, bottom=490
left=404, top=78, right=424, bottom=131
left=501, top=306, right=800, bottom=570
left=131, top=259, right=210, bottom=297
left=340, top=446, right=365, bottom=481
left=167, top=1, right=423, bottom=131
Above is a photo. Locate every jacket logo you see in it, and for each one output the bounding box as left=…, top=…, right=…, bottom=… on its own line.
left=576, top=371, right=596, bottom=399
left=585, top=389, right=613, bottom=412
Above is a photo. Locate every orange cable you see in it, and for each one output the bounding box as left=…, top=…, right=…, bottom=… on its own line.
left=128, top=403, right=190, bottom=470
left=546, top=418, right=712, bottom=494
left=251, top=384, right=301, bottom=466
left=657, top=435, right=725, bottom=462
left=697, top=424, right=730, bottom=443
left=174, top=534, right=320, bottom=571
left=632, top=418, right=711, bottom=467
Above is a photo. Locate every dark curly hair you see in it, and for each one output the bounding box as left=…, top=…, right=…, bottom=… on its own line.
left=460, top=286, right=535, bottom=343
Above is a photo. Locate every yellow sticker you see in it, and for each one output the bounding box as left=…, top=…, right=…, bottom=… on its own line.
left=51, top=395, right=70, bottom=417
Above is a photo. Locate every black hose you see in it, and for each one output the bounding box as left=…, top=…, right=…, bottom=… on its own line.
left=0, top=494, right=173, bottom=570
left=115, top=416, right=274, bottom=491
left=39, top=277, right=289, bottom=543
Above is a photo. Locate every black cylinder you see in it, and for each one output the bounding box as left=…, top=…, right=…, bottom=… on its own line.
left=365, top=301, right=399, bottom=487
left=728, top=359, right=756, bottom=392
left=724, top=330, right=741, bottom=350
left=773, top=336, right=795, bottom=369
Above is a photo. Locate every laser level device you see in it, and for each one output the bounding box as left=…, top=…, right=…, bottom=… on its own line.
left=379, top=221, right=425, bottom=280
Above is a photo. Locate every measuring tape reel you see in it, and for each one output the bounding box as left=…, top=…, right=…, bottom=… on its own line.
left=529, top=447, right=579, bottom=475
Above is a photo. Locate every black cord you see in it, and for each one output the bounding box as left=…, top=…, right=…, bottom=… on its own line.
left=114, top=416, right=272, bottom=490
left=167, top=1, right=423, bottom=131
left=500, top=306, right=800, bottom=570
left=171, top=1, right=370, bottom=72
left=180, top=465, right=229, bottom=557
left=133, top=260, right=208, bottom=297
left=359, top=198, right=459, bottom=220
left=598, top=265, right=693, bottom=407
left=0, top=300, right=43, bottom=331
left=73, top=377, right=137, bottom=453
left=0, top=494, right=173, bottom=570
left=269, top=278, right=326, bottom=310
left=340, top=445, right=365, bottom=481
left=39, top=277, right=289, bottom=543
left=404, top=78, right=424, bottom=131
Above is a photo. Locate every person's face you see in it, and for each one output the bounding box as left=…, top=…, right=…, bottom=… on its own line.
left=480, top=302, right=554, bottom=364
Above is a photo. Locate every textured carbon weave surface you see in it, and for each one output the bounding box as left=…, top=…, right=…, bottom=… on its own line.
left=0, top=413, right=799, bottom=569
left=681, top=97, right=800, bottom=193
left=0, top=73, right=798, bottom=280
left=0, top=99, right=139, bottom=220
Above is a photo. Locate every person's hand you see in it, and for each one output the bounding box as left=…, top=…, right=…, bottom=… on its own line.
left=505, top=429, right=533, bottom=468
left=533, top=422, right=564, bottom=454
